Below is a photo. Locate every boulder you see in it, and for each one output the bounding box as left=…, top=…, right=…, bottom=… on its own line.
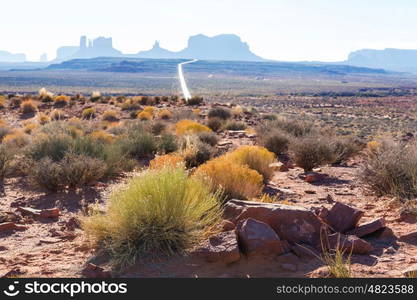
left=399, top=231, right=417, bottom=245
left=323, top=202, right=364, bottom=233
left=291, top=243, right=320, bottom=258
left=220, top=220, right=235, bottom=232
left=327, top=233, right=374, bottom=254
left=0, top=222, right=16, bottom=232
left=193, top=231, right=240, bottom=264
left=18, top=207, right=60, bottom=218
left=224, top=200, right=324, bottom=246
left=347, top=218, right=386, bottom=238
left=236, top=218, right=289, bottom=257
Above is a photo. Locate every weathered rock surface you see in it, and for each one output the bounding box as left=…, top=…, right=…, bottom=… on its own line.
left=81, top=263, right=111, bottom=278
left=236, top=218, right=289, bottom=257
left=327, top=233, right=374, bottom=254
left=347, top=218, right=386, bottom=237
left=193, top=231, right=240, bottom=264
left=224, top=200, right=324, bottom=245
left=399, top=230, right=417, bottom=245
left=322, top=202, right=364, bottom=233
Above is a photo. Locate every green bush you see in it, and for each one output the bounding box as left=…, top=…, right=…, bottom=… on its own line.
left=207, top=117, right=224, bottom=132
left=82, top=167, right=222, bottom=266
left=158, top=134, right=178, bottom=154
left=0, top=145, right=13, bottom=179
left=26, top=133, right=73, bottom=162
left=225, top=121, right=247, bottom=131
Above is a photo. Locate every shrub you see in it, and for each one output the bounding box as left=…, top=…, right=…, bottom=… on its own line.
left=53, top=95, right=69, bottom=107
left=197, top=131, right=218, bottom=146
left=0, top=144, right=13, bottom=179
left=258, top=129, right=290, bottom=155
left=208, top=107, right=231, bottom=120
left=290, top=135, right=335, bottom=172
left=359, top=140, right=417, bottom=199
left=0, top=124, right=11, bottom=142
left=262, top=114, right=277, bottom=121
left=10, top=97, right=22, bottom=108
left=0, top=95, right=6, bottom=109
left=331, top=136, right=363, bottom=164
left=102, top=110, right=119, bottom=122
left=158, top=109, right=173, bottom=120
left=175, top=120, right=211, bottom=135
left=3, top=130, right=30, bottom=148
left=195, top=157, right=263, bottom=199
left=121, top=98, right=141, bottom=111
left=28, top=158, right=62, bottom=191
left=192, top=108, right=201, bottom=116
left=182, top=139, right=214, bottom=168
left=82, top=107, right=96, bottom=119
left=91, top=91, right=102, bottom=102
left=60, top=153, right=107, bottom=189
left=231, top=105, right=244, bottom=116
left=150, top=154, right=184, bottom=169
left=90, top=131, right=114, bottom=144
left=23, top=122, right=39, bottom=134
left=20, top=100, right=37, bottom=114
left=158, top=134, right=178, bottom=154
left=39, top=88, right=54, bottom=102
left=226, top=146, right=275, bottom=182
left=150, top=121, right=166, bottom=135
left=143, top=106, right=155, bottom=115
left=82, top=167, right=222, bottom=265
left=121, top=130, right=157, bottom=159
left=225, top=121, right=247, bottom=131
left=137, top=111, right=153, bottom=121
left=25, top=133, right=73, bottom=161
left=186, top=96, right=204, bottom=106
left=207, top=117, right=224, bottom=132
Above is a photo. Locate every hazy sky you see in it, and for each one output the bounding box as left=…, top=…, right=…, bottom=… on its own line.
left=2, top=0, right=417, bottom=61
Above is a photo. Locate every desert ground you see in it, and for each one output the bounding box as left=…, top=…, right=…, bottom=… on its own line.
left=1, top=89, right=417, bottom=278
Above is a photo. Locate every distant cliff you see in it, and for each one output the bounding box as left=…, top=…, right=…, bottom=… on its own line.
left=345, top=48, right=417, bottom=73
left=0, top=50, right=26, bottom=62
left=54, top=36, right=122, bottom=61
left=137, top=34, right=264, bottom=61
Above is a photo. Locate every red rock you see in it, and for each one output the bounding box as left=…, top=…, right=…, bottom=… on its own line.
left=236, top=218, right=289, bottom=257
left=327, top=233, right=374, bottom=254
left=81, top=263, right=111, bottom=278
left=373, top=227, right=397, bottom=242
left=220, top=220, right=235, bottom=232
left=347, top=218, right=386, bottom=237
left=323, top=202, right=364, bottom=233
left=399, top=231, right=417, bottom=245
left=18, top=207, right=60, bottom=218
left=224, top=200, right=324, bottom=246
left=0, top=222, right=16, bottom=232
left=193, top=231, right=240, bottom=264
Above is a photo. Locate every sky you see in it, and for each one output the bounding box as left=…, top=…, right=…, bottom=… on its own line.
left=2, top=0, right=417, bottom=62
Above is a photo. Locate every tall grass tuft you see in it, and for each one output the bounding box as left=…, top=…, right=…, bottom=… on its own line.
left=82, top=167, right=222, bottom=266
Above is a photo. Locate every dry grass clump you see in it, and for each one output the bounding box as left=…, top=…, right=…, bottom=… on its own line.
left=102, top=110, right=119, bottom=122
left=150, top=154, right=184, bottom=169
left=37, top=112, right=51, bottom=125
left=195, top=156, right=263, bottom=200
left=23, top=122, right=39, bottom=134
left=38, top=88, right=54, bottom=102
left=225, top=121, right=247, bottom=131
left=90, top=91, right=102, bottom=102
left=50, top=109, right=64, bottom=121
left=0, top=144, right=13, bottom=180
left=231, top=105, right=244, bottom=116
left=0, top=95, right=6, bottom=109
left=176, top=119, right=211, bottom=135
left=290, top=135, right=335, bottom=172
left=53, top=95, right=69, bottom=107
left=82, top=107, right=96, bottom=119
left=331, top=136, right=363, bottom=164
left=137, top=111, right=153, bottom=121
left=186, top=96, right=204, bottom=106
left=208, top=107, right=231, bottom=120
left=20, top=100, right=38, bottom=114
left=225, top=145, right=276, bottom=182
left=82, top=167, right=222, bottom=266
left=197, top=131, right=218, bottom=146
left=0, top=122, right=11, bottom=142
left=360, top=139, right=417, bottom=199
left=143, top=106, right=155, bottom=115
left=180, top=136, right=215, bottom=168
left=2, top=130, right=30, bottom=148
